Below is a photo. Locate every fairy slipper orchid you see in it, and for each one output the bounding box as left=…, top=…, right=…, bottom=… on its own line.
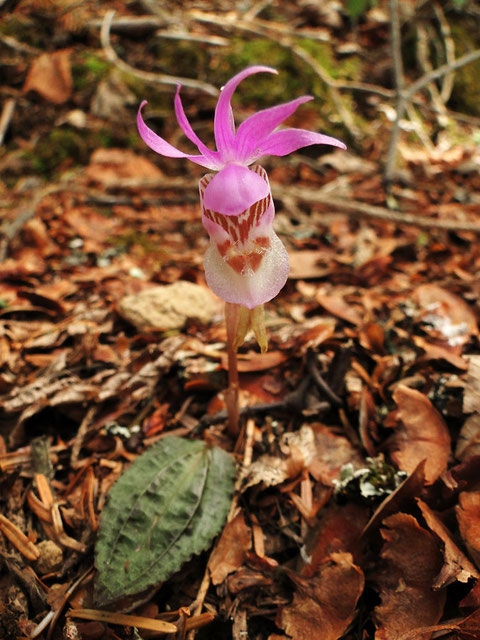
left=137, top=66, right=346, bottom=311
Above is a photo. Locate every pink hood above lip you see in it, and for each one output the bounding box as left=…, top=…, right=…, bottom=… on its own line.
left=202, top=164, right=270, bottom=216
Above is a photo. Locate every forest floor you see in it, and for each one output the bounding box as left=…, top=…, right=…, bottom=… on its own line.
left=1, top=1, right=480, bottom=639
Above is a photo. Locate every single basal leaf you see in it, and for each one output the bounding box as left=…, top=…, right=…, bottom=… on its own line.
left=94, top=436, right=235, bottom=607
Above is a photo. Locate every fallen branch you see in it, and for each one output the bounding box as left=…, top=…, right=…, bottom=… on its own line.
left=100, top=11, right=219, bottom=96
left=89, top=14, right=167, bottom=33
left=90, top=14, right=228, bottom=45
left=272, top=183, right=480, bottom=233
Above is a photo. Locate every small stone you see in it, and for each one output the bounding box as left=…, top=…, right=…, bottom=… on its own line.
left=35, top=540, right=63, bottom=574
left=118, top=281, right=219, bottom=331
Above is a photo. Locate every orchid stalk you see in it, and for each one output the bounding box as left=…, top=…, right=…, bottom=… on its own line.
left=137, top=66, right=346, bottom=434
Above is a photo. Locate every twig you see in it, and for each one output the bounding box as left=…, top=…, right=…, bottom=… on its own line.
left=405, top=100, right=434, bottom=151
left=68, top=609, right=177, bottom=633
left=1, top=554, right=46, bottom=612
left=71, top=406, right=96, bottom=469
left=100, top=11, right=219, bottom=96
left=0, top=184, right=62, bottom=262
left=384, top=0, right=480, bottom=183
left=0, top=33, right=41, bottom=54
left=272, top=183, right=480, bottom=233
left=89, top=15, right=166, bottom=33
left=416, top=23, right=446, bottom=120
left=286, top=43, right=361, bottom=139
left=139, top=0, right=171, bottom=22
left=188, top=9, right=361, bottom=139
left=243, top=0, right=274, bottom=21
left=385, top=0, right=406, bottom=183
left=0, top=98, right=15, bottom=146
left=0, top=514, right=39, bottom=561
left=192, top=10, right=393, bottom=99
left=156, top=30, right=228, bottom=46
left=31, top=568, right=95, bottom=638
left=45, top=567, right=94, bottom=640
left=434, top=2, right=455, bottom=103
left=307, top=350, right=343, bottom=406
left=406, top=47, right=480, bottom=100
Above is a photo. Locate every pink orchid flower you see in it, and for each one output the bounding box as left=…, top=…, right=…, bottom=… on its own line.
left=137, top=65, right=346, bottom=309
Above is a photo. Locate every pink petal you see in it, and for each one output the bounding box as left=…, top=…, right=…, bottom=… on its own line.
left=235, top=96, right=313, bottom=163
left=173, top=86, right=221, bottom=167
left=203, top=228, right=289, bottom=309
left=137, top=101, right=221, bottom=171
left=214, top=66, right=277, bottom=160
left=203, top=164, right=269, bottom=216
left=254, top=127, right=347, bottom=159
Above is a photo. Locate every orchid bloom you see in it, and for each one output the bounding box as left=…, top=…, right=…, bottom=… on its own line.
left=137, top=66, right=346, bottom=310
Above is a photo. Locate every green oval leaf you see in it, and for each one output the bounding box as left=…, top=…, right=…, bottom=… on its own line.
left=94, top=436, right=236, bottom=607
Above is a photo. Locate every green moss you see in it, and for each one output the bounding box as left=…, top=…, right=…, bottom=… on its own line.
left=29, top=126, right=118, bottom=178
left=223, top=38, right=299, bottom=108
left=149, top=39, right=210, bottom=82
left=444, top=21, right=480, bottom=117
left=221, top=37, right=363, bottom=140
left=31, top=128, right=87, bottom=175
left=109, top=230, right=161, bottom=255
left=72, top=52, right=111, bottom=91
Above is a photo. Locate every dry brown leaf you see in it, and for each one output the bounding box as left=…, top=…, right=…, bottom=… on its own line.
left=243, top=426, right=313, bottom=489
left=358, top=322, right=385, bottom=355
left=455, top=607, right=480, bottom=638
left=22, top=49, right=72, bottom=104
left=413, top=335, right=468, bottom=370
left=460, top=581, right=480, bottom=609
left=457, top=491, right=480, bottom=568
left=277, top=552, right=364, bottom=640
left=23, top=218, right=58, bottom=257
left=456, top=414, right=480, bottom=461
left=64, top=208, right=121, bottom=251
left=304, top=503, right=369, bottom=576
left=244, top=425, right=363, bottom=489
left=390, top=385, right=451, bottom=484
left=221, top=350, right=288, bottom=373
left=85, top=148, right=164, bottom=186
left=240, top=373, right=287, bottom=404
left=447, top=455, right=480, bottom=493
left=295, top=320, right=336, bottom=351
left=308, top=423, right=364, bottom=485
left=209, top=512, right=252, bottom=585
left=288, top=250, right=330, bottom=279
left=316, top=291, right=363, bottom=326
left=413, top=284, right=478, bottom=344
left=227, top=567, right=273, bottom=594
left=374, top=513, right=446, bottom=640
left=417, top=498, right=479, bottom=587
left=463, top=356, right=480, bottom=414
